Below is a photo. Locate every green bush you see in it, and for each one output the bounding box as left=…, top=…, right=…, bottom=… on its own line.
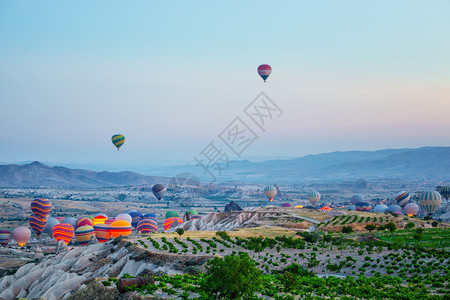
left=405, top=222, right=415, bottom=229
left=342, top=226, right=353, bottom=233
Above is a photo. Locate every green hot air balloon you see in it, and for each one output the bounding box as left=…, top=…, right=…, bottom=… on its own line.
left=165, top=211, right=179, bottom=219
left=111, top=134, right=125, bottom=150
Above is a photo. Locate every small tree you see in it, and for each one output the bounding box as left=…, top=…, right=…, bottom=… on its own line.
left=365, top=224, right=376, bottom=233
left=216, top=231, right=230, bottom=240
left=175, top=228, right=185, bottom=237
left=405, top=222, right=415, bottom=229
left=200, top=252, right=262, bottom=299
left=385, top=222, right=396, bottom=234
left=342, top=226, right=353, bottom=233
left=414, top=228, right=424, bottom=240
left=431, top=221, right=438, bottom=227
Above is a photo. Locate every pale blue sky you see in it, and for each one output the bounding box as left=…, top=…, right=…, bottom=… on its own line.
left=1, top=1, right=449, bottom=166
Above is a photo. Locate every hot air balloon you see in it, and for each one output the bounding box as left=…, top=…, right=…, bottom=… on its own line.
left=395, top=191, right=410, bottom=207
left=44, top=217, right=60, bottom=237
left=31, top=198, right=52, bottom=218
left=308, top=191, right=321, bottom=207
left=163, top=217, right=183, bottom=231
left=112, top=134, right=125, bottom=150
left=404, top=203, right=419, bottom=217
left=440, top=186, right=450, bottom=201
left=110, top=220, right=132, bottom=238
left=92, top=214, right=108, bottom=226
left=281, top=203, right=292, bottom=208
left=420, top=191, right=442, bottom=216
left=191, top=215, right=202, bottom=220
left=351, top=195, right=364, bottom=205
left=165, top=211, right=179, bottom=219
left=129, top=212, right=144, bottom=228
left=372, top=204, right=388, bottom=213
left=144, top=213, right=157, bottom=220
left=257, top=64, right=272, bottom=82
left=105, top=219, right=116, bottom=226
left=294, top=205, right=304, bottom=208
left=93, top=223, right=111, bottom=243
left=355, top=202, right=371, bottom=212
left=387, top=204, right=402, bottom=213
left=0, top=230, right=12, bottom=247
left=13, top=227, right=31, bottom=248
left=63, top=217, right=78, bottom=229
left=137, top=219, right=158, bottom=233
left=116, top=213, right=132, bottom=224
left=77, top=217, right=93, bottom=228
left=185, top=209, right=198, bottom=216
left=152, top=184, right=167, bottom=201
left=29, top=214, right=48, bottom=238
left=75, top=225, right=96, bottom=246
left=320, top=206, right=331, bottom=211
left=55, top=217, right=65, bottom=223
left=264, top=186, right=277, bottom=202
left=52, top=223, right=74, bottom=245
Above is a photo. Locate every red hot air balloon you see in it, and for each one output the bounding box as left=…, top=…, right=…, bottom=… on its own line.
left=257, top=64, right=272, bottom=82
left=52, top=223, right=74, bottom=245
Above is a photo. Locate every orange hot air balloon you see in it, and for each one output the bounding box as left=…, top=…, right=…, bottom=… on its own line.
left=94, top=223, right=111, bottom=243
left=92, top=214, right=108, bottom=226
left=13, top=227, right=31, bottom=247
left=110, top=220, right=132, bottom=238
left=52, top=223, right=74, bottom=245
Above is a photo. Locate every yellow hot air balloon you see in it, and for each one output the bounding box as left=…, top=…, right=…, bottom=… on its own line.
left=419, top=191, right=442, bottom=216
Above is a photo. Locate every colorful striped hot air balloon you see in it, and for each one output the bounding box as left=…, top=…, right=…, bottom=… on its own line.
left=137, top=219, right=158, bottom=233
left=112, top=134, right=125, bottom=150
left=31, top=198, right=52, bottom=218
left=0, top=230, right=12, bottom=247
left=52, top=223, right=74, bottom=245
left=93, top=223, right=111, bottom=243
left=395, top=191, right=410, bottom=207
left=77, top=217, right=93, bottom=228
left=92, top=214, right=108, bottom=226
left=355, top=202, right=371, bottom=212
left=440, top=186, right=450, bottom=201
left=44, top=217, right=60, bottom=237
left=308, top=191, right=321, bottom=207
left=420, top=191, right=442, bottom=216
left=163, top=217, right=183, bottom=231
left=404, top=203, right=419, bottom=217
left=144, top=213, right=157, bottom=220
left=29, top=214, right=47, bottom=238
left=257, top=64, right=272, bottom=82
left=351, top=195, right=364, bottom=205
left=320, top=206, right=331, bottom=211
left=152, top=184, right=167, bottom=200
left=75, top=225, right=95, bottom=246
left=110, top=220, right=132, bottom=238
left=13, top=227, right=31, bottom=247
left=165, top=211, right=179, bottom=219
left=264, top=186, right=277, bottom=202
left=191, top=215, right=202, bottom=220
left=129, top=212, right=144, bottom=228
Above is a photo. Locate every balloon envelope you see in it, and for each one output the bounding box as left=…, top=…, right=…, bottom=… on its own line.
left=257, top=64, right=272, bottom=82
left=129, top=212, right=144, bottom=228
left=308, top=191, right=321, bottom=207
left=143, top=213, right=157, bottom=220
left=75, top=225, right=95, bottom=246
left=77, top=217, right=93, bottom=228
left=163, top=217, right=183, bottom=231
left=388, top=204, right=402, bottom=213
left=31, top=198, right=52, bottom=218
left=191, top=215, right=202, bottom=220
left=116, top=214, right=132, bottom=224
left=440, top=186, right=450, bottom=201
left=264, top=186, right=277, bottom=202
left=0, top=230, right=12, bottom=247
left=372, top=204, right=388, bottom=213
left=355, top=202, right=371, bottom=212
left=404, top=203, right=419, bottom=217
left=93, top=223, right=111, bottom=243
left=185, top=209, right=198, bottom=216
left=92, top=215, right=108, bottom=226
left=13, top=227, right=31, bottom=247
left=52, top=223, right=74, bottom=245
left=152, top=184, right=167, bottom=200
left=420, top=191, right=442, bottom=216
left=110, top=220, right=132, bottom=238
left=137, top=219, right=158, bottom=233
left=165, top=211, right=179, bottom=219
left=29, top=214, right=47, bottom=238
left=55, top=217, right=65, bottom=223
left=351, top=195, right=364, bottom=205
left=63, top=217, right=78, bottom=229
left=281, top=203, right=292, bottom=208
left=111, top=134, right=125, bottom=150
left=395, top=191, right=410, bottom=207
left=44, top=218, right=60, bottom=237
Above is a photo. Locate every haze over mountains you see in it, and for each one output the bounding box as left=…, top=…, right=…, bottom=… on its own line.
left=0, top=147, right=449, bottom=188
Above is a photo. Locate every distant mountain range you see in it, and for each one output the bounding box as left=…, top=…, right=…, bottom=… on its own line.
left=0, top=161, right=168, bottom=189
left=0, top=147, right=449, bottom=188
